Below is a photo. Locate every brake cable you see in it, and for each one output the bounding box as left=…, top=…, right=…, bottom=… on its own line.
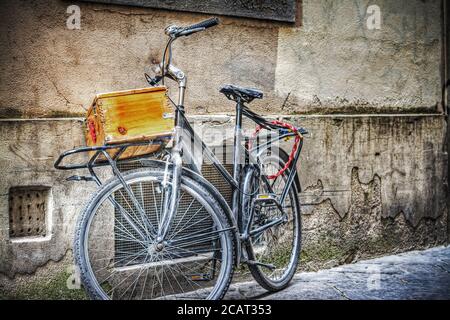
left=161, top=38, right=173, bottom=86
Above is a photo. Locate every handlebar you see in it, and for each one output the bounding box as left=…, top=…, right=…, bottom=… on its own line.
left=184, top=17, right=219, bottom=31
left=165, top=17, right=220, bottom=38
left=148, top=17, right=220, bottom=87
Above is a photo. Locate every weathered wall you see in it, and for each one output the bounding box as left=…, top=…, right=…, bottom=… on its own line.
left=190, top=114, right=449, bottom=263
left=293, top=115, right=448, bottom=267
left=0, top=0, right=448, bottom=298
left=0, top=115, right=447, bottom=297
left=0, top=0, right=443, bottom=118
left=276, top=0, right=443, bottom=113
left=0, top=119, right=91, bottom=277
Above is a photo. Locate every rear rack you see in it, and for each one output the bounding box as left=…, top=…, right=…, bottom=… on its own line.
left=54, top=139, right=168, bottom=186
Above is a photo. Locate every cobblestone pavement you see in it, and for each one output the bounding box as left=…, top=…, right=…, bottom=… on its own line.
left=225, top=246, right=450, bottom=300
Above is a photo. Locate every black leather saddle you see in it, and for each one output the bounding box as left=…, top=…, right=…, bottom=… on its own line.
left=219, top=84, right=263, bottom=103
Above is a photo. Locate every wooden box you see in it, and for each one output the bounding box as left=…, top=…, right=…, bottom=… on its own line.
left=85, top=86, right=174, bottom=160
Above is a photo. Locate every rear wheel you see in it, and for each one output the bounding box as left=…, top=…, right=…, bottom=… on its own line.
left=74, top=168, right=235, bottom=300
left=242, top=148, right=302, bottom=291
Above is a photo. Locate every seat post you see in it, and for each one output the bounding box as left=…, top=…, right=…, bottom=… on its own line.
left=233, top=98, right=243, bottom=179
left=235, top=99, right=243, bottom=130
left=232, top=98, right=243, bottom=222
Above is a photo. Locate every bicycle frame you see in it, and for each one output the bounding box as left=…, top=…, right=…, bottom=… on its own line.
left=55, top=27, right=305, bottom=267
left=157, top=34, right=304, bottom=261
left=176, top=103, right=303, bottom=243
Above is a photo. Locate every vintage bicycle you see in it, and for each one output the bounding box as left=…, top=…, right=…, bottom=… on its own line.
left=55, top=18, right=308, bottom=300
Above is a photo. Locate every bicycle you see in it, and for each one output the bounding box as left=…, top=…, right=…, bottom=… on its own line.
left=55, top=17, right=308, bottom=300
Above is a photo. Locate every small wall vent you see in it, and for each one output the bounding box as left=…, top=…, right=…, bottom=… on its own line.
left=9, top=186, right=50, bottom=238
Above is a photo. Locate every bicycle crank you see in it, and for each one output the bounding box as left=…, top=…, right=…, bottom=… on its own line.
left=245, top=260, right=276, bottom=271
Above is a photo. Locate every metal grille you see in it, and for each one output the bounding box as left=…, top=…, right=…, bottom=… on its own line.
left=201, top=163, right=233, bottom=209
left=113, top=159, right=233, bottom=267
left=9, top=187, right=49, bottom=238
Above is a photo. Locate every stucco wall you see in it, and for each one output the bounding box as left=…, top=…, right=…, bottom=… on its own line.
left=0, top=0, right=443, bottom=118
left=0, top=115, right=447, bottom=298
left=0, top=0, right=448, bottom=298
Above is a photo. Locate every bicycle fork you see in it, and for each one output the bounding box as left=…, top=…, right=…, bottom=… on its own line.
left=156, top=125, right=183, bottom=245
left=155, top=68, right=186, bottom=245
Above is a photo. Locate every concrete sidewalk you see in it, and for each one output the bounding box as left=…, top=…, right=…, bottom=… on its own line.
left=225, top=246, right=450, bottom=300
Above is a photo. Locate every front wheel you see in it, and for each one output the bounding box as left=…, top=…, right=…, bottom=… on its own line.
left=74, top=168, right=235, bottom=300
left=242, top=148, right=302, bottom=291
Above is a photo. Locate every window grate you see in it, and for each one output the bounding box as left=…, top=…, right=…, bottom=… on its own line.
left=9, top=187, right=49, bottom=238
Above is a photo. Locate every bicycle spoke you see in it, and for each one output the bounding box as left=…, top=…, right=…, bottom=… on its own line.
left=117, top=189, right=155, bottom=238
left=81, top=171, right=231, bottom=300
left=169, top=208, right=209, bottom=240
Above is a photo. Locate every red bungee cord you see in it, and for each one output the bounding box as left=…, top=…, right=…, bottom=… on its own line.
left=251, top=120, right=303, bottom=179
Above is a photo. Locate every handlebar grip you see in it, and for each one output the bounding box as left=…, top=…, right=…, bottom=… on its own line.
left=185, top=17, right=219, bottom=31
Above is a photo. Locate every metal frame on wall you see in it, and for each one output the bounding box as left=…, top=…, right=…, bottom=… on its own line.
left=79, top=0, right=300, bottom=23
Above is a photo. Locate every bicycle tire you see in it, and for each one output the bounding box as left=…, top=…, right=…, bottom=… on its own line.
left=242, top=149, right=302, bottom=291
left=74, top=168, right=236, bottom=300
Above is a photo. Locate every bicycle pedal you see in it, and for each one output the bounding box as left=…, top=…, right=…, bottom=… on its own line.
left=189, top=273, right=212, bottom=281
left=255, top=194, right=277, bottom=205
left=256, top=193, right=276, bottom=199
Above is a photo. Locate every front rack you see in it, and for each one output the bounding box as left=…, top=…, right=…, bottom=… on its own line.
left=54, top=139, right=168, bottom=186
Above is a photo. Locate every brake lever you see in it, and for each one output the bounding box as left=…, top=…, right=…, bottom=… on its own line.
left=177, top=27, right=206, bottom=37
left=165, top=25, right=182, bottom=37
left=145, top=73, right=162, bottom=86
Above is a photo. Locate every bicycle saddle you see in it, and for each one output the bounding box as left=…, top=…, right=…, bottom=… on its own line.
left=219, top=84, right=263, bottom=103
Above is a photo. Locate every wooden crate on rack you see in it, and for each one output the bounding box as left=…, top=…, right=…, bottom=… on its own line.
left=85, top=86, right=174, bottom=160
